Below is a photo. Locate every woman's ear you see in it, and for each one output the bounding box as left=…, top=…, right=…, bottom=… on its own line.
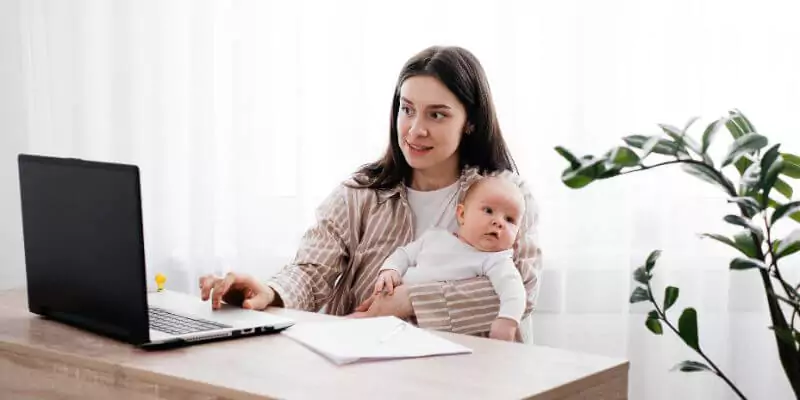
left=464, top=122, right=475, bottom=135
left=456, top=203, right=466, bottom=226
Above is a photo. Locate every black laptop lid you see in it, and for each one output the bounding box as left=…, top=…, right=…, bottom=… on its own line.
left=17, top=154, right=149, bottom=345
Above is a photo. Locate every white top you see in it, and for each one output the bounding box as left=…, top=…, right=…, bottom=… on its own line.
left=405, top=181, right=460, bottom=239
left=380, top=228, right=526, bottom=323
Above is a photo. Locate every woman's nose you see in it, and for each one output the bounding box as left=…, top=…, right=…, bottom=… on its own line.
left=408, top=118, right=428, bottom=138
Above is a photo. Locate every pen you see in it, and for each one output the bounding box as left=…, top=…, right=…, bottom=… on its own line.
left=378, top=322, right=407, bottom=343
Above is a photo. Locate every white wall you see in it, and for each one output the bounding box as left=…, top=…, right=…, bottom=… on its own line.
left=0, top=0, right=27, bottom=290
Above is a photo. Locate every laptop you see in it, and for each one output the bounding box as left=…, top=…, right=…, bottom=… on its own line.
left=16, top=153, right=294, bottom=349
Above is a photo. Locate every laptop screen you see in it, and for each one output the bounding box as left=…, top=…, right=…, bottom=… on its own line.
left=18, top=154, right=149, bottom=345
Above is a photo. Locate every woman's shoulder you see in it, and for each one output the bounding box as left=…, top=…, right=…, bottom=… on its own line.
left=318, top=174, right=397, bottom=209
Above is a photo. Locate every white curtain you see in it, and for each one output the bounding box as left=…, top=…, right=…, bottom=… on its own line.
left=4, top=0, right=800, bottom=398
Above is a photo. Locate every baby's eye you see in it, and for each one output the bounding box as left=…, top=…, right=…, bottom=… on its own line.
left=483, top=207, right=493, bottom=214
left=505, top=216, right=516, bottom=224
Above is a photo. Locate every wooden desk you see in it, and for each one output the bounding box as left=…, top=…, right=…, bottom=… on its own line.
left=0, top=288, right=628, bottom=399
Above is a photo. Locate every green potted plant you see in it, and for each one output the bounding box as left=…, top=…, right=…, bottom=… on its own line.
left=554, top=110, right=800, bottom=399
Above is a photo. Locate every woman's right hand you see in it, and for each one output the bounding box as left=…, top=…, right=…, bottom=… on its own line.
left=199, top=272, right=276, bottom=310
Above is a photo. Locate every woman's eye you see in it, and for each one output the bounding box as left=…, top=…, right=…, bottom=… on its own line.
left=400, top=106, right=413, bottom=115
left=430, top=112, right=445, bottom=120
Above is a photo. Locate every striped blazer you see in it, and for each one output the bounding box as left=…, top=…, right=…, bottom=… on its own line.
left=266, top=167, right=543, bottom=336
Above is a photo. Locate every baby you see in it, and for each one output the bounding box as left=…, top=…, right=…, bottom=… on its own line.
left=374, top=175, right=526, bottom=341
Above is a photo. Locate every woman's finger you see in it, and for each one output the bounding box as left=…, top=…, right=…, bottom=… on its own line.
left=386, top=280, right=394, bottom=295
left=212, top=272, right=237, bottom=309
left=355, top=294, right=375, bottom=312
left=199, top=275, right=218, bottom=301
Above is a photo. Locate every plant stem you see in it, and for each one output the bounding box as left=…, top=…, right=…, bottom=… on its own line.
left=647, top=282, right=747, bottom=399
left=614, top=153, right=800, bottom=396
left=618, top=159, right=690, bottom=176
left=763, top=215, right=798, bottom=301
left=756, top=217, right=800, bottom=396
left=618, top=159, right=739, bottom=195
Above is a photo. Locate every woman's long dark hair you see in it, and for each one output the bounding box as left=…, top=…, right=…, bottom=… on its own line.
left=350, top=45, right=517, bottom=191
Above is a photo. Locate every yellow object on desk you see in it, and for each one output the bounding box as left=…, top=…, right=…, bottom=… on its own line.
left=155, top=273, right=166, bottom=292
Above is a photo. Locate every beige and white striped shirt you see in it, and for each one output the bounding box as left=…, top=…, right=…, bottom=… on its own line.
left=266, top=167, right=543, bottom=337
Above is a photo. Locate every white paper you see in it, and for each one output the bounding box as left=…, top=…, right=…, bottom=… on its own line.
left=281, top=316, right=473, bottom=365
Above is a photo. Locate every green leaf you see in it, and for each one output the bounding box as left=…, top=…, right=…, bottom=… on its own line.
left=562, top=169, right=594, bottom=189
left=625, top=134, right=690, bottom=159
left=730, top=257, right=768, bottom=270
left=774, top=178, right=794, bottom=199
left=760, top=144, right=782, bottom=174
left=606, top=146, right=641, bottom=168
left=727, top=196, right=762, bottom=217
left=660, top=122, right=702, bottom=155
left=734, top=111, right=756, bottom=133
left=733, top=231, right=759, bottom=258
left=769, top=326, right=798, bottom=348
left=648, top=310, right=659, bottom=320
left=726, top=110, right=756, bottom=139
left=633, top=266, right=650, bottom=285
left=760, top=145, right=784, bottom=202
left=776, top=229, right=800, bottom=259
left=771, top=201, right=800, bottom=225
left=664, top=286, right=679, bottom=312
left=622, top=135, right=649, bottom=148
left=699, top=232, right=757, bottom=258
left=672, top=360, right=713, bottom=373
left=723, top=215, right=764, bottom=243
left=734, top=154, right=756, bottom=177
left=645, top=250, right=661, bottom=272
left=630, top=287, right=650, bottom=303
left=701, top=118, right=724, bottom=153
left=722, top=133, right=768, bottom=167
left=768, top=199, right=800, bottom=223
left=561, top=157, right=605, bottom=189
left=782, top=153, right=800, bottom=179
left=725, top=116, right=746, bottom=140
left=681, top=163, right=734, bottom=193
left=554, top=146, right=582, bottom=169
left=597, top=165, right=622, bottom=179
left=762, top=158, right=785, bottom=202
left=678, top=307, right=700, bottom=351
left=646, top=317, right=663, bottom=335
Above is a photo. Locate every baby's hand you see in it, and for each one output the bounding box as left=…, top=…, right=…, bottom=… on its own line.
left=374, top=270, right=402, bottom=295
left=489, top=318, right=518, bottom=342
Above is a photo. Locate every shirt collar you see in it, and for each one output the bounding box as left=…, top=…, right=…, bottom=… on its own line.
left=375, top=166, right=483, bottom=204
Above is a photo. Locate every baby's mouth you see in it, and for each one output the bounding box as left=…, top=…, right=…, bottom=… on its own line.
left=484, top=232, right=499, bottom=239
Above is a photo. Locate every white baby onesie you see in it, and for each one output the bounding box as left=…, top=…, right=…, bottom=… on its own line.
left=380, top=228, right=526, bottom=323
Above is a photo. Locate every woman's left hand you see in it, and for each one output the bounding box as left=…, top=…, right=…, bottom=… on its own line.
left=349, top=284, right=414, bottom=319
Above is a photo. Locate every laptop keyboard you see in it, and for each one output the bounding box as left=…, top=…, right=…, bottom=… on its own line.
left=148, top=307, right=231, bottom=335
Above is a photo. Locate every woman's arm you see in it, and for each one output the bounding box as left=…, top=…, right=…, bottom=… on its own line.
left=265, top=185, right=355, bottom=312
left=407, top=230, right=541, bottom=334
left=408, top=174, right=543, bottom=335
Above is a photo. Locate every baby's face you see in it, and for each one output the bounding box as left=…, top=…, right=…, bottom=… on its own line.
left=457, top=178, right=524, bottom=252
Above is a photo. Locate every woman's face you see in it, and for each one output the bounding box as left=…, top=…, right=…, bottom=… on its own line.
left=397, top=76, right=468, bottom=174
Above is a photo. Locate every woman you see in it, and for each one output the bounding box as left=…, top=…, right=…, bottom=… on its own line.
left=199, top=45, right=543, bottom=340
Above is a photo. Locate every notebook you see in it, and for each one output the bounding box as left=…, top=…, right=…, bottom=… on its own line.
left=281, top=316, right=472, bottom=365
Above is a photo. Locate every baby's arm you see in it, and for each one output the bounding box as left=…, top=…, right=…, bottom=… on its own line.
left=375, top=235, right=426, bottom=295
left=483, top=255, right=526, bottom=341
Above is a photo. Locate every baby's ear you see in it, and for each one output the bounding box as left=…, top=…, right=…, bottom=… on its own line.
left=456, top=203, right=466, bottom=225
